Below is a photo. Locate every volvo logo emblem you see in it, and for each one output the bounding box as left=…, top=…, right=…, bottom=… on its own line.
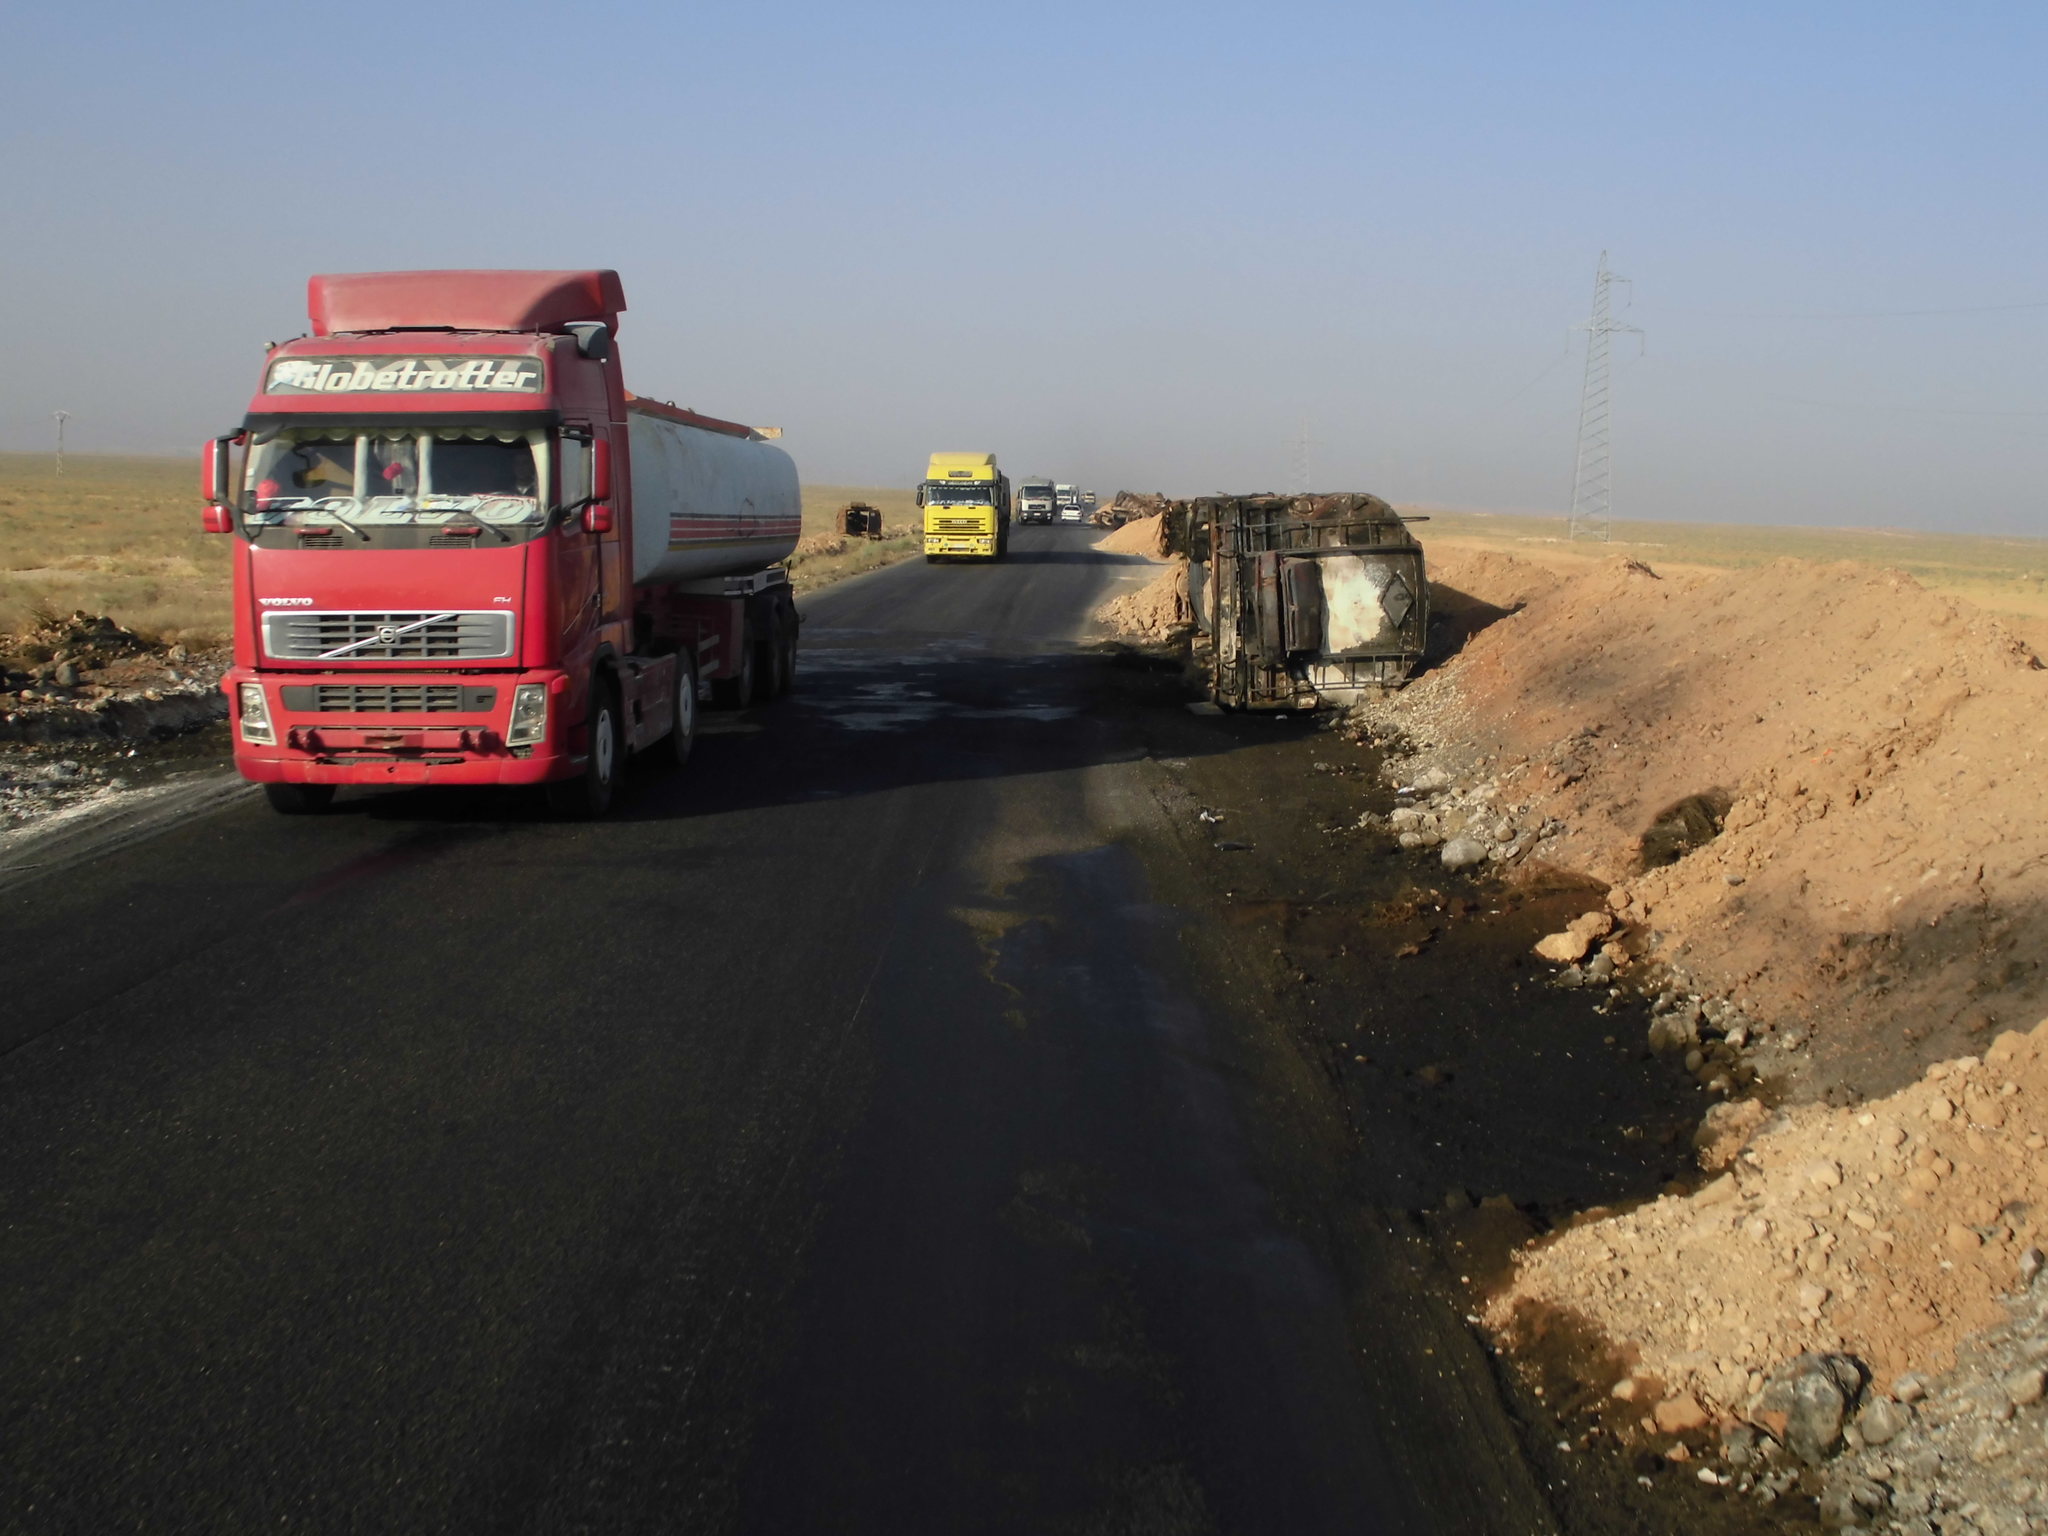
left=377, top=625, right=400, bottom=644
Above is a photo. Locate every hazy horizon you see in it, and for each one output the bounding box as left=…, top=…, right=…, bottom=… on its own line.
left=3, top=1, right=2042, bottom=535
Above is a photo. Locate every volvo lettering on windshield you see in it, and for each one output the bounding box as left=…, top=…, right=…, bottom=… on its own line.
left=242, top=427, right=556, bottom=547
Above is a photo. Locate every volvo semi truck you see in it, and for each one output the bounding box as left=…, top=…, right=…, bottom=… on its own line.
left=918, top=453, right=1011, bottom=560
left=203, top=268, right=800, bottom=818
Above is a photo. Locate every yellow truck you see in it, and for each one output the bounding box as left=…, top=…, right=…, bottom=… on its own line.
left=917, top=452, right=1011, bottom=561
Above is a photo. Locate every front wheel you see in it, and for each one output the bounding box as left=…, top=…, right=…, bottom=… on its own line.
left=263, top=783, right=335, bottom=815
left=545, top=679, right=620, bottom=819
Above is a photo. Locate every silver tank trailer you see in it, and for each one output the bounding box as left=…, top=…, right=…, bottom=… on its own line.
left=626, top=402, right=800, bottom=586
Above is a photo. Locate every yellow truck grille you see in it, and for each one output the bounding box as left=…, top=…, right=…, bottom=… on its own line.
left=933, top=516, right=989, bottom=532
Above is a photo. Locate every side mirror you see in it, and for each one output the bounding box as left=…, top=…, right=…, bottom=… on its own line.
left=914, top=487, right=925, bottom=507
left=591, top=438, right=612, bottom=502
left=201, top=434, right=239, bottom=531
left=568, top=322, right=611, bottom=361
left=583, top=503, right=614, bottom=535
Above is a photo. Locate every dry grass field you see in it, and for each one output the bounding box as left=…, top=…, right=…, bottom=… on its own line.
left=0, top=458, right=928, bottom=636
left=1403, top=503, right=2048, bottom=625
left=0, top=453, right=230, bottom=644
left=6, top=452, right=2041, bottom=638
left=787, top=483, right=923, bottom=592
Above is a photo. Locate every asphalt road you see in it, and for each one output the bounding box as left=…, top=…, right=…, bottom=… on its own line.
left=0, top=527, right=1559, bottom=1535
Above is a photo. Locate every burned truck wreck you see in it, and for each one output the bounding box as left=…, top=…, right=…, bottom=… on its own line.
left=1184, top=493, right=1429, bottom=709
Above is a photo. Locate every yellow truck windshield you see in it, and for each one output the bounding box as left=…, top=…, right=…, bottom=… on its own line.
left=924, top=483, right=993, bottom=506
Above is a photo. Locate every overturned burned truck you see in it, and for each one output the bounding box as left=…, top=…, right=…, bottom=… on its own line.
left=1186, top=493, right=1428, bottom=709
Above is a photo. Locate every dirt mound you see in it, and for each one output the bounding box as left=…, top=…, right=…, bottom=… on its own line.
left=791, top=533, right=853, bottom=561
left=1427, top=546, right=1566, bottom=615
left=6, top=610, right=156, bottom=669
left=1095, top=560, right=1192, bottom=640
left=1097, top=514, right=1171, bottom=559
left=2, top=610, right=225, bottom=753
left=1492, top=1018, right=2048, bottom=1410
left=1370, top=549, right=2048, bottom=1099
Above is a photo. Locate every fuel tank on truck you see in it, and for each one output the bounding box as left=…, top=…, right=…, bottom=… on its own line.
left=626, top=397, right=801, bottom=585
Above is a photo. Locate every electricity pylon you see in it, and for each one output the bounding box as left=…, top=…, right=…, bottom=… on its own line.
left=1567, top=254, right=1640, bottom=541
left=1289, top=418, right=1313, bottom=494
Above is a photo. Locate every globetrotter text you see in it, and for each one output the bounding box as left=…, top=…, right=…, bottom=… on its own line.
left=265, top=357, right=545, bottom=395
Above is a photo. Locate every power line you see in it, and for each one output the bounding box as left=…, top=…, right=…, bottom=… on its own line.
left=1751, top=388, right=2048, bottom=418
left=1493, top=341, right=1575, bottom=406
left=1661, top=299, right=2048, bottom=321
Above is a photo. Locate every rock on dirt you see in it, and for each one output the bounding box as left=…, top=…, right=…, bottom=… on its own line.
left=2, top=611, right=226, bottom=749
left=1491, top=1019, right=2048, bottom=1525
left=1439, top=836, right=1489, bottom=870
left=0, top=612, right=227, bottom=829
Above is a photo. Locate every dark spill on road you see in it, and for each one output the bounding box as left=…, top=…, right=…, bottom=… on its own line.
left=1109, top=678, right=1796, bottom=1534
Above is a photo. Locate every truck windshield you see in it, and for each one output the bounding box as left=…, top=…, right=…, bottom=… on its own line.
left=244, top=427, right=547, bottom=532
left=924, top=482, right=993, bottom=506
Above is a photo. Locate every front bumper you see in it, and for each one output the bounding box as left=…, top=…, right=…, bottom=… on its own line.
left=225, top=667, right=578, bottom=786
left=925, top=534, right=996, bottom=557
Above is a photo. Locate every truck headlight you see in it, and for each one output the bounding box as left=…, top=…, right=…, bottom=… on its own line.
left=238, top=682, right=275, bottom=745
left=507, top=683, right=549, bottom=746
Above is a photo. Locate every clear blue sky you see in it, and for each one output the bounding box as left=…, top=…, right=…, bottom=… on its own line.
left=4, top=0, right=2043, bottom=533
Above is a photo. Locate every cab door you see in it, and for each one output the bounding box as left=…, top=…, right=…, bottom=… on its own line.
left=555, top=429, right=603, bottom=678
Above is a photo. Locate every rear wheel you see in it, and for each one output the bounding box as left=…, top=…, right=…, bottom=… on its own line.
left=713, top=624, right=756, bottom=710
left=756, top=597, right=797, bottom=698
left=776, top=614, right=799, bottom=696
left=668, top=651, right=699, bottom=767
left=545, top=678, right=620, bottom=819
left=263, top=783, right=335, bottom=815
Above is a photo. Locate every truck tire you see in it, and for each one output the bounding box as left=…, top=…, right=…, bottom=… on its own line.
left=713, top=622, right=756, bottom=710
left=776, top=617, right=798, bottom=696
left=756, top=595, right=796, bottom=698
left=546, top=677, right=620, bottom=819
left=668, top=651, right=699, bottom=767
left=264, top=783, right=335, bottom=815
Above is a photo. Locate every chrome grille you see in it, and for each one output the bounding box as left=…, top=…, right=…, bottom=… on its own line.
left=279, top=684, right=498, bottom=714
left=934, top=516, right=988, bottom=532
left=262, top=610, right=514, bottom=661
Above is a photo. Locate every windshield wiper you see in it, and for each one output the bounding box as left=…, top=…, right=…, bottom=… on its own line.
left=318, top=502, right=374, bottom=542
left=445, top=506, right=512, bottom=543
